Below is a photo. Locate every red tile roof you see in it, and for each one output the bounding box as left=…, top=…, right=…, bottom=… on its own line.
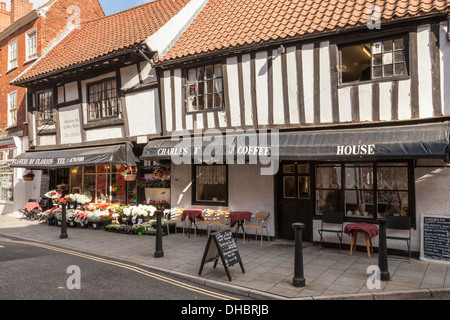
left=161, top=0, right=450, bottom=62
left=15, top=0, right=191, bottom=83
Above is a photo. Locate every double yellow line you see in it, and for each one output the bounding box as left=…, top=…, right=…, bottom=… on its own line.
left=2, top=238, right=240, bottom=300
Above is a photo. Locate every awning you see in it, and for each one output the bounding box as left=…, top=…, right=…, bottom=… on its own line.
left=141, top=122, right=450, bottom=162
left=11, top=142, right=138, bottom=170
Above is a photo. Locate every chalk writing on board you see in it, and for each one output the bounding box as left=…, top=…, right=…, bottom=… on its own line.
left=423, top=217, right=450, bottom=262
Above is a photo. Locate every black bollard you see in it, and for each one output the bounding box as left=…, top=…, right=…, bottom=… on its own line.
left=154, top=210, right=164, bottom=258
left=377, top=218, right=390, bottom=281
left=60, top=203, right=68, bottom=239
left=292, top=223, right=306, bottom=287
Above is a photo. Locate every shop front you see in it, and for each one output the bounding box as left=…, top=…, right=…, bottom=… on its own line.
left=11, top=142, right=139, bottom=205
left=142, top=121, right=449, bottom=252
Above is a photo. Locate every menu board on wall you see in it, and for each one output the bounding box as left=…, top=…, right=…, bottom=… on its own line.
left=421, top=215, right=450, bottom=263
left=40, top=172, right=50, bottom=198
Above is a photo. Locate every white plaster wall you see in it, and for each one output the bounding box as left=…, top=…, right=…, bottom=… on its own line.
left=64, top=81, right=79, bottom=102
left=417, top=24, right=434, bottom=119
left=120, top=65, right=140, bottom=90
left=125, top=89, right=161, bottom=136
left=85, top=126, right=124, bottom=141
left=170, top=163, right=275, bottom=236
left=302, top=43, right=315, bottom=124
left=440, top=21, right=450, bottom=116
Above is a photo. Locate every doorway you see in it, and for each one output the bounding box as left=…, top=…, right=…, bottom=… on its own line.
left=276, top=162, right=314, bottom=241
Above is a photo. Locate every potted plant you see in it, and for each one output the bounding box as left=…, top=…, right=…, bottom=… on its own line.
left=122, top=167, right=137, bottom=181
left=23, top=170, right=35, bottom=181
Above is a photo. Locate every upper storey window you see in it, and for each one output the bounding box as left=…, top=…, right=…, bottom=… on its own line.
left=8, top=40, right=18, bottom=71
left=87, top=78, right=119, bottom=121
left=185, top=64, right=224, bottom=112
left=26, top=29, right=38, bottom=61
left=339, top=35, right=408, bottom=84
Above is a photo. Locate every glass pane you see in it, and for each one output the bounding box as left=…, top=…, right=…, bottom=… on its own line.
left=394, top=51, right=405, bottom=63
left=377, top=191, right=409, bottom=218
left=316, top=165, right=341, bottom=189
left=111, top=173, right=126, bottom=204
left=82, top=174, right=96, bottom=200
left=316, top=190, right=341, bottom=214
left=84, top=166, right=96, bottom=173
left=283, top=176, right=295, bottom=199
left=206, top=94, right=213, bottom=109
left=213, top=79, right=222, bottom=93
left=283, top=164, right=295, bottom=174
left=205, top=65, right=214, bottom=79
left=96, top=174, right=108, bottom=201
left=382, top=40, right=393, bottom=52
left=188, top=68, right=196, bottom=82
left=372, top=53, right=382, bottom=66
left=382, top=52, right=393, bottom=64
left=393, top=38, right=404, bottom=50
left=197, top=96, right=204, bottom=110
left=345, top=190, right=374, bottom=218
left=213, top=93, right=223, bottom=108
left=383, top=64, right=393, bottom=77
left=394, top=63, right=405, bottom=76
left=372, top=66, right=382, bottom=78
left=298, top=177, right=310, bottom=199
left=372, top=42, right=382, bottom=55
left=377, top=166, right=408, bottom=190
left=345, top=164, right=373, bottom=189
left=206, top=79, right=213, bottom=95
left=197, top=68, right=204, bottom=81
left=195, top=165, right=227, bottom=203
left=298, top=164, right=310, bottom=174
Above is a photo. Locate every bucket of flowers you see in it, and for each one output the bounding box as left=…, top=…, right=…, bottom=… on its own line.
left=23, top=170, right=35, bottom=181
left=122, top=167, right=137, bottom=181
left=87, top=212, right=102, bottom=230
left=66, top=209, right=77, bottom=228
left=74, top=210, right=89, bottom=228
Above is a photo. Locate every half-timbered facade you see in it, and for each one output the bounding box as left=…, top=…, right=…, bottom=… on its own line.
left=141, top=0, right=450, bottom=255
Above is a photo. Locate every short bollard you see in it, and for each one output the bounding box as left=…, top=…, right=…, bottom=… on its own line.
left=377, top=218, right=390, bottom=281
left=292, top=223, right=306, bottom=287
left=60, top=203, right=68, bottom=239
left=154, top=210, right=164, bottom=258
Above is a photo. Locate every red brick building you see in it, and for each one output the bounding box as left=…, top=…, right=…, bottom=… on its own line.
left=0, top=0, right=104, bottom=214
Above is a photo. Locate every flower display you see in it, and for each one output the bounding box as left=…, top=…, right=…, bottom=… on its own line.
left=144, top=200, right=170, bottom=210
left=55, top=197, right=68, bottom=205
left=121, top=167, right=137, bottom=176
left=65, top=193, right=91, bottom=204
left=136, top=177, right=170, bottom=188
left=44, top=190, right=62, bottom=199
left=121, top=204, right=156, bottom=218
left=153, top=166, right=170, bottom=180
left=23, top=170, right=35, bottom=177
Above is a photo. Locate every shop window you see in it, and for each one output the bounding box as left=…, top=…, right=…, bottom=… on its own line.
left=185, top=64, right=223, bottom=112
left=315, top=162, right=411, bottom=220
left=194, top=165, right=227, bottom=204
left=339, top=35, right=408, bottom=83
left=36, top=90, right=54, bottom=126
left=68, top=165, right=131, bottom=204
left=0, top=161, right=14, bottom=202
left=316, top=164, right=342, bottom=214
left=87, top=78, right=119, bottom=121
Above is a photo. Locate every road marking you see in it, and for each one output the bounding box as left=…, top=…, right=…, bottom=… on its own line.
left=3, top=239, right=240, bottom=300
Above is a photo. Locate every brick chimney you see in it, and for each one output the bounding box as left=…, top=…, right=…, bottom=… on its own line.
left=10, top=0, right=33, bottom=23
left=0, top=2, right=11, bottom=32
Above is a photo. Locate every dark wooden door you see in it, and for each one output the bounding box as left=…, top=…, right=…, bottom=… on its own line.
left=276, top=162, right=314, bottom=241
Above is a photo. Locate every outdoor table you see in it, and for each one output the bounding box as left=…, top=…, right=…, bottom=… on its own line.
left=230, top=211, right=252, bottom=237
left=344, top=222, right=379, bottom=258
left=25, top=202, right=41, bottom=212
left=182, top=209, right=204, bottom=238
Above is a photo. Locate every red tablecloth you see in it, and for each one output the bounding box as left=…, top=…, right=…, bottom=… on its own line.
left=230, top=211, right=252, bottom=227
left=182, top=209, right=204, bottom=222
left=25, top=202, right=41, bottom=212
left=344, top=222, right=379, bottom=238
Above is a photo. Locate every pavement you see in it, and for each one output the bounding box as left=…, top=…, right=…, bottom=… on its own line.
left=1, top=215, right=450, bottom=300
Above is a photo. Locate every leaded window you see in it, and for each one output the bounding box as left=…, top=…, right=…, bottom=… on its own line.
left=87, top=78, right=118, bottom=120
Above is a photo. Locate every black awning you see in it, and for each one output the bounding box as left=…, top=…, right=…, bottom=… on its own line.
left=11, top=142, right=138, bottom=170
left=141, top=122, right=450, bottom=162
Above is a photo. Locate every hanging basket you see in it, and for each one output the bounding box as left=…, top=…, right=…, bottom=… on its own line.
left=123, top=174, right=137, bottom=182
left=23, top=176, right=34, bottom=181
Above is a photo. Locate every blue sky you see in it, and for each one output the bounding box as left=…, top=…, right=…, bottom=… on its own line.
left=18, top=1, right=150, bottom=16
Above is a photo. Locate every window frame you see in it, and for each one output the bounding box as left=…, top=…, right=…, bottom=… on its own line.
left=25, top=28, right=38, bottom=62
left=192, top=164, right=229, bottom=206
left=184, top=63, right=225, bottom=114
left=338, top=34, right=410, bottom=86
left=314, top=160, right=415, bottom=227
left=86, top=77, right=119, bottom=122
left=8, top=39, right=18, bottom=71
left=7, top=90, right=17, bottom=127
left=36, top=89, right=54, bottom=126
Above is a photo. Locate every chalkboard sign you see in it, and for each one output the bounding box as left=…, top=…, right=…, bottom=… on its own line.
left=421, top=215, right=450, bottom=263
left=198, top=230, right=245, bottom=281
left=40, top=172, right=50, bottom=198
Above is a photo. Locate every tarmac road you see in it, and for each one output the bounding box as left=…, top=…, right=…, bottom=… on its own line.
left=0, top=237, right=252, bottom=302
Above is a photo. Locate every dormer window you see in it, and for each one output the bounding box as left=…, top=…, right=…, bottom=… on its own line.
left=339, top=35, right=408, bottom=84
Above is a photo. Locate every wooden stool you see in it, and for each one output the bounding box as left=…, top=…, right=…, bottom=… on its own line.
left=349, top=229, right=374, bottom=258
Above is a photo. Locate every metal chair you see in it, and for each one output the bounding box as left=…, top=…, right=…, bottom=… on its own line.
left=386, top=215, right=412, bottom=262
left=318, top=211, right=344, bottom=253
left=208, top=211, right=230, bottom=235
left=196, top=208, right=218, bottom=237
left=164, top=208, right=186, bottom=236
left=243, top=211, right=270, bottom=246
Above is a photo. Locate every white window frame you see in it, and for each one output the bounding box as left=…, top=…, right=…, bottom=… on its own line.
left=7, top=91, right=17, bottom=127
left=8, top=39, right=18, bottom=71
left=25, top=28, right=37, bottom=62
